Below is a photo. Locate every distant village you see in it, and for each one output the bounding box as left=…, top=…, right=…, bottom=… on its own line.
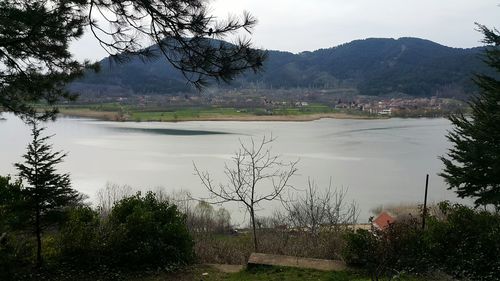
left=74, top=88, right=468, bottom=118
left=334, top=96, right=466, bottom=117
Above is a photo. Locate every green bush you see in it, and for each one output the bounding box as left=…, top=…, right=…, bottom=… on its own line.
left=1, top=174, right=195, bottom=274
left=343, top=203, right=500, bottom=281
left=0, top=176, right=32, bottom=279
left=0, top=232, right=34, bottom=280
left=343, top=229, right=377, bottom=267
left=0, top=175, right=26, bottom=231
left=426, top=202, right=500, bottom=280
left=58, top=206, right=100, bottom=264
left=103, top=192, right=194, bottom=268
left=343, top=217, right=430, bottom=279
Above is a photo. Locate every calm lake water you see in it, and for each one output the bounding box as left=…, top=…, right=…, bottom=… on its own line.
left=0, top=114, right=467, bottom=223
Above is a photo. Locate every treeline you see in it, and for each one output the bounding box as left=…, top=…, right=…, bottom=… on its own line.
left=74, top=37, right=487, bottom=98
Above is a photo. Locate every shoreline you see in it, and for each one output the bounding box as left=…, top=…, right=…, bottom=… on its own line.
left=58, top=109, right=384, bottom=122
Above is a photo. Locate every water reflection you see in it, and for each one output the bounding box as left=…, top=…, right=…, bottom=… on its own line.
left=112, top=127, right=230, bottom=136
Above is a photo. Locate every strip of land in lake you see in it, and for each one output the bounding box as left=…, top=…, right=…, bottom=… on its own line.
left=57, top=106, right=383, bottom=122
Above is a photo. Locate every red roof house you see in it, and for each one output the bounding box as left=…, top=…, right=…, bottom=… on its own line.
left=372, top=211, right=396, bottom=230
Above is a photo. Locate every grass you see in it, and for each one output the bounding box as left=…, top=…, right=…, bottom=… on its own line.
left=222, top=266, right=352, bottom=281
left=56, top=103, right=378, bottom=122
left=127, top=104, right=339, bottom=121
left=123, top=265, right=434, bottom=281
left=129, top=107, right=251, bottom=122
left=6, top=262, right=444, bottom=281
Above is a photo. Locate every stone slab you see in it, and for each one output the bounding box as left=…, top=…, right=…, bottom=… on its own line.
left=247, top=253, right=348, bottom=272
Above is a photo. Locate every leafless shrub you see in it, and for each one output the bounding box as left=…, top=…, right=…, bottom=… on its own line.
left=282, top=178, right=359, bottom=236
left=161, top=188, right=194, bottom=215
left=194, top=234, right=252, bottom=265
left=150, top=188, right=233, bottom=234
left=96, top=182, right=134, bottom=216
left=194, top=229, right=346, bottom=264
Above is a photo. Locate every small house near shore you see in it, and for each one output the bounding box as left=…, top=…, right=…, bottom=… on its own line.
left=372, top=211, right=396, bottom=230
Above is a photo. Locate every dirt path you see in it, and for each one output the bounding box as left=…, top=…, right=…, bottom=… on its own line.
left=206, top=264, right=245, bottom=273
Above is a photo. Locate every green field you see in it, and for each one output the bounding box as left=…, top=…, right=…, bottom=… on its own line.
left=56, top=103, right=380, bottom=122
left=130, top=107, right=251, bottom=121
left=124, top=104, right=339, bottom=122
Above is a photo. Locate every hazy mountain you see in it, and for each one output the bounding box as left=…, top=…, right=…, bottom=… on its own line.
left=73, top=37, right=487, bottom=97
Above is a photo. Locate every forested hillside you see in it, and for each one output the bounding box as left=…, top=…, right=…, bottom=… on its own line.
left=73, top=37, right=487, bottom=98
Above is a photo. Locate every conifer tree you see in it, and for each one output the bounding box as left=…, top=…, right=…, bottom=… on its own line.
left=0, top=0, right=265, bottom=119
left=440, top=24, right=500, bottom=209
left=15, top=119, right=79, bottom=267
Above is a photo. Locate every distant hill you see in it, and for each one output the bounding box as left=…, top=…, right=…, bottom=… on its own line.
left=73, top=37, right=488, bottom=98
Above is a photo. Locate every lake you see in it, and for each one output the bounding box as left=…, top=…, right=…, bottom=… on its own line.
left=0, top=114, right=467, bottom=223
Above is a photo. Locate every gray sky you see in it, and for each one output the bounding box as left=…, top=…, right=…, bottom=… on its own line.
left=71, top=0, right=500, bottom=61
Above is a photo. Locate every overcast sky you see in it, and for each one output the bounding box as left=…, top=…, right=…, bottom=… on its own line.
left=71, top=0, right=500, bottom=61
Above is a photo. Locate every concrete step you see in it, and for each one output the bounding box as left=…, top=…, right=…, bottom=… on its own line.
left=248, top=253, right=348, bottom=272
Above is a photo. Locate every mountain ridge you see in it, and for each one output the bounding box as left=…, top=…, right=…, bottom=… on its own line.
left=72, top=37, right=488, bottom=98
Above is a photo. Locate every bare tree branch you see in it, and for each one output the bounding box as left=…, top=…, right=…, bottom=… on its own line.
left=194, top=135, right=298, bottom=251
left=281, top=177, right=359, bottom=236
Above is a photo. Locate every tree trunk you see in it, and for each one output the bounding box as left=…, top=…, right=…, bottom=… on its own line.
left=35, top=208, right=42, bottom=268
left=250, top=207, right=258, bottom=252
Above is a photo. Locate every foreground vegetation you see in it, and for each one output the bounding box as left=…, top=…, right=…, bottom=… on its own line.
left=0, top=190, right=194, bottom=280
left=0, top=264, right=440, bottom=281
left=344, top=203, right=500, bottom=281
left=2, top=202, right=498, bottom=281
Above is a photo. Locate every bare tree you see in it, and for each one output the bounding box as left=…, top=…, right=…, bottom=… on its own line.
left=96, top=182, right=134, bottom=216
left=193, top=201, right=214, bottom=233
left=283, top=178, right=358, bottom=236
left=163, top=188, right=194, bottom=215
left=156, top=188, right=232, bottom=234
left=214, top=207, right=231, bottom=234
left=194, top=135, right=298, bottom=251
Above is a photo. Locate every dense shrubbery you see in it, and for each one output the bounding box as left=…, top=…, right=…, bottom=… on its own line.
left=103, top=192, right=194, bottom=268
left=343, top=218, right=430, bottom=280
left=0, top=176, right=33, bottom=279
left=57, top=206, right=100, bottom=265
left=344, top=202, right=500, bottom=281
left=0, top=190, right=194, bottom=279
left=426, top=202, right=500, bottom=280
left=57, top=192, right=194, bottom=269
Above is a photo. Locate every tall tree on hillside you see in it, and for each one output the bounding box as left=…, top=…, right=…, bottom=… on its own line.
left=15, top=118, right=79, bottom=267
left=0, top=0, right=266, bottom=119
left=440, top=24, right=500, bottom=209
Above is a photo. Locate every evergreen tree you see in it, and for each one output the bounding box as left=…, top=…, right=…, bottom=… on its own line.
left=0, top=0, right=93, bottom=120
left=440, top=24, right=500, bottom=209
left=0, top=0, right=265, bottom=119
left=15, top=119, right=79, bottom=267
